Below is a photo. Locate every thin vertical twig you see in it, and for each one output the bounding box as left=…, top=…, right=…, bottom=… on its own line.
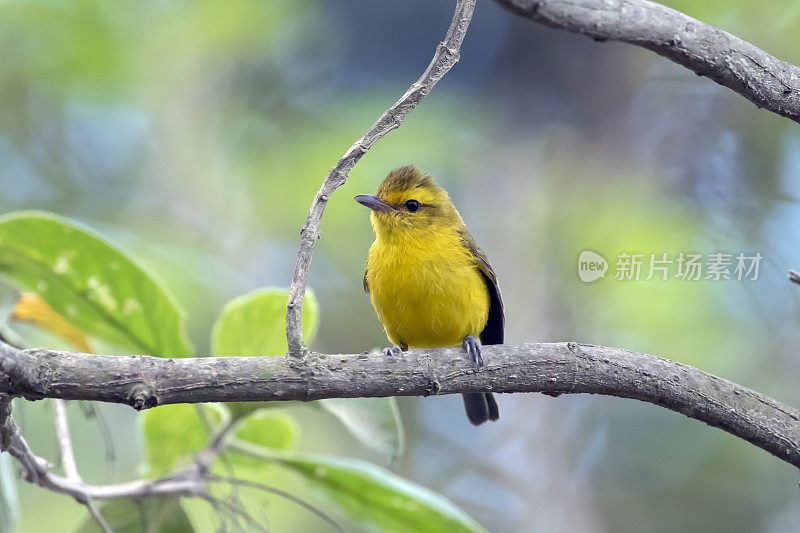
left=85, top=497, right=113, bottom=533
left=53, top=399, right=80, bottom=482
left=285, top=0, right=478, bottom=356
left=54, top=399, right=113, bottom=533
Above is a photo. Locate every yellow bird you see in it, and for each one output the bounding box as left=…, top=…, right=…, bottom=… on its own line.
left=356, top=165, right=503, bottom=425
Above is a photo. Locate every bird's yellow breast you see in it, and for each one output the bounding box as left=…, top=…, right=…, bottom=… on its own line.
left=366, top=226, right=489, bottom=349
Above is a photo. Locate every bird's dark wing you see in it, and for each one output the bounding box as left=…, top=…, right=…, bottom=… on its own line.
left=459, top=228, right=504, bottom=345
left=363, top=267, right=370, bottom=293
left=459, top=228, right=504, bottom=426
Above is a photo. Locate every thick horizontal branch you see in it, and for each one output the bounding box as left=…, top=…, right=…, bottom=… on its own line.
left=1, top=340, right=799, bottom=469
left=493, top=0, right=800, bottom=123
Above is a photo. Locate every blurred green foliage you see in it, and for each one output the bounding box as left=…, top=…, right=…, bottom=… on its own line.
left=211, top=287, right=318, bottom=358
left=74, top=497, right=193, bottom=533
left=1, top=0, right=800, bottom=532
left=256, top=448, right=488, bottom=533
left=143, top=403, right=215, bottom=477
left=0, top=211, right=476, bottom=532
left=0, top=212, right=192, bottom=357
left=209, top=285, right=404, bottom=460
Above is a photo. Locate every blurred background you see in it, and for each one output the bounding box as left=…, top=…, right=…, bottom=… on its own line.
left=2, top=0, right=800, bottom=531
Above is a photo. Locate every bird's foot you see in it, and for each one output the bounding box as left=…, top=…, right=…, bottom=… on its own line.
left=382, top=345, right=403, bottom=357
left=462, top=335, right=483, bottom=369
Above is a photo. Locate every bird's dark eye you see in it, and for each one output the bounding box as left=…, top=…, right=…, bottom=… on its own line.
left=404, top=200, right=420, bottom=212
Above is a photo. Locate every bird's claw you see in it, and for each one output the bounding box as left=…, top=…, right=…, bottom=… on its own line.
left=382, top=345, right=403, bottom=357
left=462, top=336, right=483, bottom=369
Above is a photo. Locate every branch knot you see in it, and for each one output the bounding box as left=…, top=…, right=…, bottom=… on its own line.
left=129, top=384, right=158, bottom=411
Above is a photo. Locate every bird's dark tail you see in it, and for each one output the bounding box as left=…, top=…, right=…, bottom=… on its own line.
left=462, top=392, right=500, bottom=426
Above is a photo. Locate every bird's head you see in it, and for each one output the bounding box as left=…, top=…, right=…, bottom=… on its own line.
left=355, top=165, right=461, bottom=238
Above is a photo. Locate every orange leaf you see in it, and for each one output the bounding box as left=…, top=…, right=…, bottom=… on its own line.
left=10, top=293, right=92, bottom=353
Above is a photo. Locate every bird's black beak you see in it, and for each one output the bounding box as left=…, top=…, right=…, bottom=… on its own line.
left=354, top=194, right=395, bottom=213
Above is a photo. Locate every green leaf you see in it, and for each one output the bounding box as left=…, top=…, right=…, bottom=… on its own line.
left=211, top=287, right=404, bottom=455
left=0, top=453, right=19, bottom=533
left=317, top=397, right=405, bottom=464
left=235, top=444, right=486, bottom=533
left=282, top=453, right=486, bottom=533
left=143, top=403, right=221, bottom=476
left=235, top=409, right=297, bottom=450
left=211, top=287, right=318, bottom=357
left=229, top=409, right=298, bottom=472
left=0, top=211, right=192, bottom=357
left=211, top=287, right=318, bottom=419
left=73, top=496, right=193, bottom=533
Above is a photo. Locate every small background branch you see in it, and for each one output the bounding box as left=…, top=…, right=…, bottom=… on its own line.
left=53, top=399, right=80, bottom=482
left=493, top=0, right=800, bottom=124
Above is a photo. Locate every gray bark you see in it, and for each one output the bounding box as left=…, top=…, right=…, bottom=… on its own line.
left=493, top=0, right=800, bottom=123
left=2, top=340, right=799, bottom=469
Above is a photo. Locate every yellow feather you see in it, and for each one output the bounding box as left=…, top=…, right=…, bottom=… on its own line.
left=361, top=166, right=490, bottom=349
left=366, top=224, right=489, bottom=349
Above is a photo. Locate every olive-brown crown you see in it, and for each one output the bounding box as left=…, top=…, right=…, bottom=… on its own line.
left=376, top=165, right=436, bottom=196
left=370, top=165, right=463, bottom=234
